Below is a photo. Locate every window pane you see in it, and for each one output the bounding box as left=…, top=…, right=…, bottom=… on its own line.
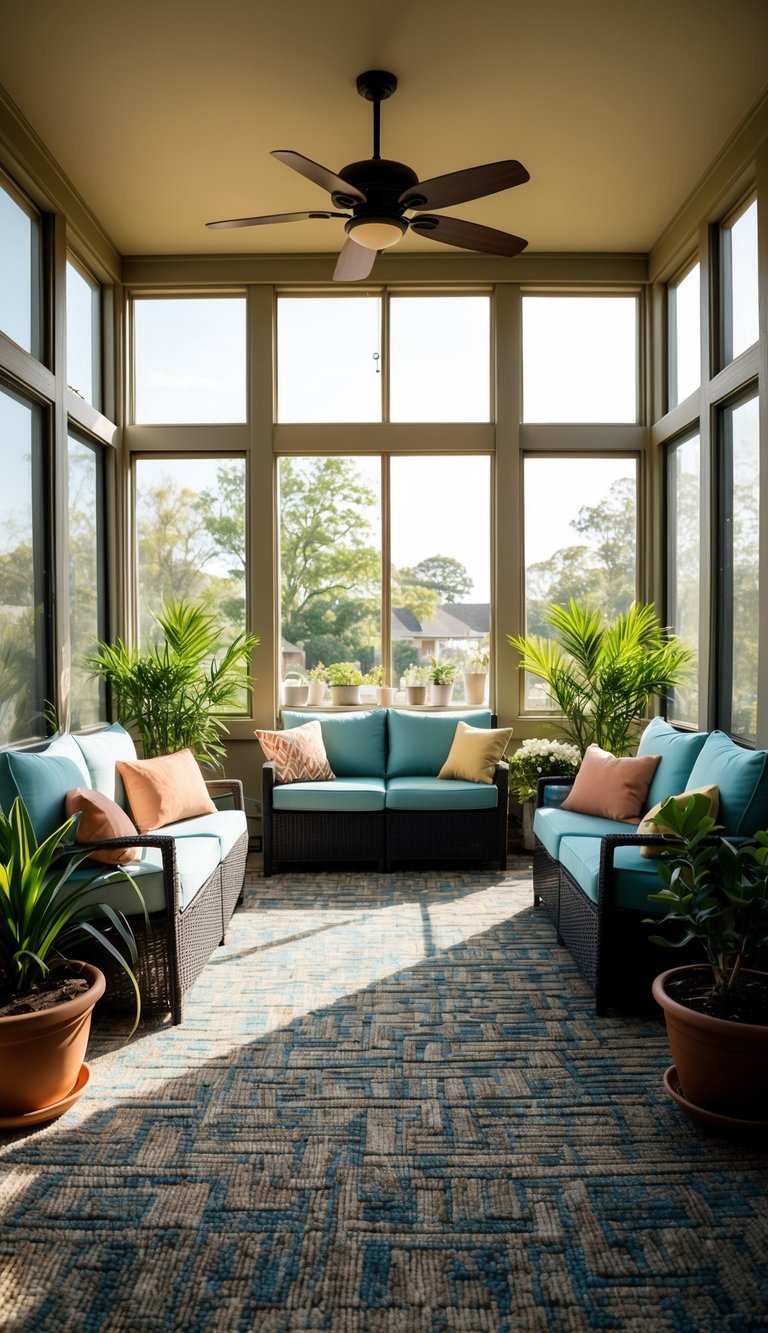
left=277, top=297, right=381, bottom=423
left=0, top=177, right=40, bottom=357
left=666, top=435, right=700, bottom=726
left=522, top=296, right=637, bottom=422
left=389, top=296, right=490, bottom=422
left=722, top=199, right=758, bottom=363
left=135, top=457, right=247, bottom=650
left=668, top=263, right=700, bottom=408
left=721, top=395, right=759, bottom=740
left=523, top=456, right=637, bottom=710
left=391, top=457, right=490, bottom=702
left=278, top=456, right=381, bottom=677
left=0, top=387, right=47, bottom=741
left=67, top=260, right=100, bottom=407
left=68, top=436, right=106, bottom=728
left=134, top=298, right=247, bottom=423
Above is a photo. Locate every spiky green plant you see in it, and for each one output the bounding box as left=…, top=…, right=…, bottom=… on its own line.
left=86, top=600, right=259, bottom=769
left=508, top=599, right=694, bottom=756
left=0, top=798, right=145, bottom=1030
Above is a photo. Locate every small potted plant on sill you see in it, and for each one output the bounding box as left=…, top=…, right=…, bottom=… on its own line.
left=0, top=797, right=145, bottom=1126
left=428, top=659, right=457, bottom=707
left=364, top=666, right=395, bottom=707
left=326, top=661, right=364, bottom=705
left=306, top=663, right=328, bottom=706
left=463, top=646, right=490, bottom=706
left=507, top=738, right=581, bottom=851
left=645, top=792, right=768, bottom=1128
left=402, top=663, right=431, bottom=706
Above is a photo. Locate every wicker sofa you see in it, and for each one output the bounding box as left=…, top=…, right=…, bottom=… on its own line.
left=262, top=708, right=509, bottom=875
left=0, top=725, right=249, bottom=1024
left=532, top=718, right=768, bottom=1015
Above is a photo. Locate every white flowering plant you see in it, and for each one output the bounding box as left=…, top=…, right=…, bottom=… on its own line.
left=507, top=738, right=581, bottom=805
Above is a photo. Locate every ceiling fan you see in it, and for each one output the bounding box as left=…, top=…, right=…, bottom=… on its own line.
left=206, top=70, right=530, bottom=280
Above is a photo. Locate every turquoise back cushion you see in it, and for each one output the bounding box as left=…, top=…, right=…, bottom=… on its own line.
left=0, top=750, right=85, bottom=843
left=281, top=709, right=387, bottom=778
left=686, top=730, right=768, bottom=836
left=387, top=709, right=492, bottom=778
left=75, top=723, right=138, bottom=807
left=636, top=717, right=708, bottom=809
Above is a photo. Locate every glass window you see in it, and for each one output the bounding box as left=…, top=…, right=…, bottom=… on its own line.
left=523, top=456, right=637, bottom=709
left=719, top=393, right=759, bottom=740
left=0, top=386, right=47, bottom=742
left=389, top=296, right=490, bottom=422
left=721, top=198, right=758, bottom=364
left=0, top=176, right=40, bottom=358
left=277, top=297, right=381, bottom=423
left=668, top=262, right=700, bottom=408
left=67, top=259, right=100, bottom=407
left=68, top=436, right=106, bottom=728
left=522, top=296, right=637, bottom=423
left=666, top=434, right=700, bottom=727
left=390, top=456, right=490, bottom=699
left=135, top=456, right=248, bottom=648
left=133, top=298, right=247, bottom=424
left=278, top=456, right=381, bottom=675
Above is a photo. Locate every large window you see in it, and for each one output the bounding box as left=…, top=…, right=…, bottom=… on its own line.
left=0, top=175, right=40, bottom=358
left=719, top=393, right=759, bottom=741
left=522, top=296, right=638, bottom=423
left=277, top=298, right=381, bottom=423
left=0, top=386, right=47, bottom=742
left=721, top=198, right=758, bottom=366
left=668, top=261, right=700, bottom=409
left=68, top=435, right=106, bottom=728
left=666, top=434, right=701, bottom=727
left=523, top=455, right=637, bottom=709
left=67, top=258, right=101, bottom=407
left=389, top=296, right=490, bottom=422
left=133, top=297, right=247, bottom=424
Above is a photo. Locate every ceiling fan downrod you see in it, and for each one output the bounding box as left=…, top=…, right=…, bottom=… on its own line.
left=356, top=70, right=398, bottom=161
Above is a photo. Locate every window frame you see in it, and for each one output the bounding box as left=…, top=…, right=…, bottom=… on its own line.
left=66, top=253, right=102, bottom=410
left=715, top=384, right=760, bottom=742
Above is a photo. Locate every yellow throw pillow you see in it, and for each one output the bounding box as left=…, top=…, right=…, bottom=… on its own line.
left=116, top=749, right=217, bottom=833
left=254, top=720, right=335, bottom=785
left=438, top=721, right=513, bottom=785
left=637, top=784, right=720, bottom=857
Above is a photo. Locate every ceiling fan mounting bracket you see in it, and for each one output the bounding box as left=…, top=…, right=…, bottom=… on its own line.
left=356, top=70, right=398, bottom=103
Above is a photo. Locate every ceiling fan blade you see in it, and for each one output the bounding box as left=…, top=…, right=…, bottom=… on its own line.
left=410, top=214, right=528, bottom=256
left=206, top=210, right=349, bottom=230
left=400, top=160, right=529, bottom=211
left=271, top=150, right=367, bottom=203
left=333, top=238, right=378, bottom=281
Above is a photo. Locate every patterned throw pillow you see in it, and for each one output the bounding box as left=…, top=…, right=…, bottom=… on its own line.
left=255, top=720, right=335, bottom=784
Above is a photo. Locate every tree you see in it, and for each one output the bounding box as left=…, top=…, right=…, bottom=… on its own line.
left=399, top=555, right=472, bottom=604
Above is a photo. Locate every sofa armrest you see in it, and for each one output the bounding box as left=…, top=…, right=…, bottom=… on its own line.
left=535, top=774, right=575, bottom=809
left=58, top=833, right=180, bottom=912
left=205, top=777, right=245, bottom=811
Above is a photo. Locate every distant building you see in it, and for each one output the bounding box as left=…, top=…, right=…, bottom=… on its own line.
left=392, top=602, right=489, bottom=660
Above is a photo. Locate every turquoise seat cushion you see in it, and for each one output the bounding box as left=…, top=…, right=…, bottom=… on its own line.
left=686, top=730, right=768, bottom=836
left=75, top=723, right=138, bottom=808
left=534, top=806, right=635, bottom=860
left=281, top=710, right=387, bottom=778
left=158, top=809, right=247, bottom=859
left=65, top=833, right=222, bottom=915
left=385, top=776, right=498, bottom=811
left=636, top=717, right=708, bottom=810
left=558, top=834, right=663, bottom=912
left=0, top=750, right=86, bottom=843
left=272, top=778, right=386, bottom=812
left=386, top=709, right=493, bottom=778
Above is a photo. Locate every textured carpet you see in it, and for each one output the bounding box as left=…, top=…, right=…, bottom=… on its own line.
left=1, top=858, right=767, bottom=1332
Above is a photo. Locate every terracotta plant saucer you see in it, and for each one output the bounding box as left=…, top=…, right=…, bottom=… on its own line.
left=0, top=1063, right=91, bottom=1130
left=663, top=1065, right=768, bottom=1136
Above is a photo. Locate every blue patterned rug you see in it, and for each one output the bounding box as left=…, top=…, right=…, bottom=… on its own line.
left=1, top=857, right=767, bottom=1331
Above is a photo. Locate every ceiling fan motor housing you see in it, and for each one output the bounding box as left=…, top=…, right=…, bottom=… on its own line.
left=332, top=158, right=420, bottom=212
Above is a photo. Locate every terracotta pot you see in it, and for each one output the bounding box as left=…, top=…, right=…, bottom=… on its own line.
left=429, top=683, right=454, bottom=706
left=0, top=962, right=104, bottom=1117
left=329, top=684, right=361, bottom=705
left=405, top=685, right=427, bottom=706
left=653, top=965, right=768, bottom=1118
left=376, top=687, right=396, bottom=706
left=463, top=671, right=487, bottom=705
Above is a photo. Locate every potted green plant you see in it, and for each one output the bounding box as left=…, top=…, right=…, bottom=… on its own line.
left=306, top=663, right=328, bottom=706
left=87, top=600, right=260, bottom=770
left=326, top=662, right=364, bottom=705
left=364, top=666, right=395, bottom=707
left=402, top=663, right=431, bottom=706
left=645, top=792, right=768, bottom=1126
left=428, top=659, right=457, bottom=707
left=0, top=797, right=144, bottom=1125
left=507, top=738, right=581, bottom=850
left=463, top=646, right=490, bottom=705
left=507, top=599, right=694, bottom=755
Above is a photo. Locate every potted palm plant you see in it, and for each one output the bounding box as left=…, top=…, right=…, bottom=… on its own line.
left=428, top=659, right=457, bottom=706
left=326, top=662, right=364, bottom=705
left=0, top=797, right=144, bottom=1125
left=646, top=792, right=768, bottom=1127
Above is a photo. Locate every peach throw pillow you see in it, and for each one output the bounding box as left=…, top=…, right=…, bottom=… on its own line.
left=560, top=744, right=660, bottom=824
left=116, top=749, right=216, bottom=833
left=64, top=787, right=141, bottom=865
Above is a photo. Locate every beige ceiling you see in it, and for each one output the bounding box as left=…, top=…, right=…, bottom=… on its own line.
left=1, top=0, right=767, bottom=260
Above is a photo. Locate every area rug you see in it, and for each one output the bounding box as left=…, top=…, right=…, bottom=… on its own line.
left=1, top=859, right=767, bottom=1332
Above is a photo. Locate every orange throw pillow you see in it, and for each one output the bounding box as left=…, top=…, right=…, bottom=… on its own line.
left=116, top=749, right=216, bottom=833
left=560, top=744, right=660, bottom=824
left=254, top=720, right=335, bottom=784
left=64, top=787, right=141, bottom=865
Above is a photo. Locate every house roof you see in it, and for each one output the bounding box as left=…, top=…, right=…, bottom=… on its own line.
left=392, top=603, right=489, bottom=641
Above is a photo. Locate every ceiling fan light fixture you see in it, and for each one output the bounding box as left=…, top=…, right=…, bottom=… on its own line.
left=345, top=216, right=408, bottom=250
